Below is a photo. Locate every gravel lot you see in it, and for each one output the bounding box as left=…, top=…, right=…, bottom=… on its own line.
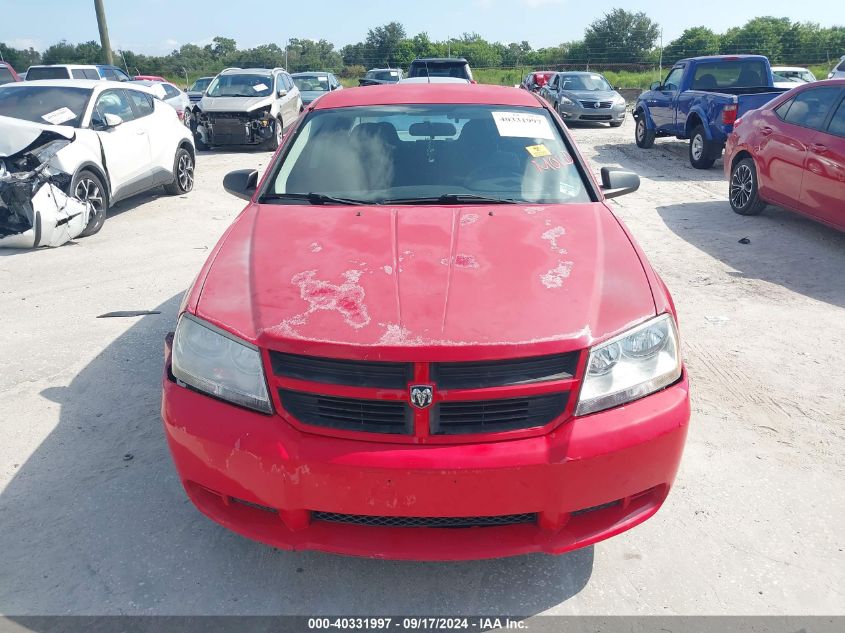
left=1, top=118, right=843, bottom=616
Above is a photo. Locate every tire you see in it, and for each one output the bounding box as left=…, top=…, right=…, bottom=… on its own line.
left=729, top=157, right=766, bottom=216
left=71, top=169, right=108, bottom=237
left=164, top=147, right=195, bottom=195
left=634, top=113, right=655, bottom=148
left=194, top=133, right=209, bottom=151
left=689, top=125, right=717, bottom=169
left=267, top=117, right=284, bottom=151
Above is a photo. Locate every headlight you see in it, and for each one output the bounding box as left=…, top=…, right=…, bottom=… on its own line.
left=576, top=314, right=681, bottom=416
left=560, top=96, right=576, bottom=106
left=172, top=314, right=272, bottom=413
left=613, top=95, right=626, bottom=105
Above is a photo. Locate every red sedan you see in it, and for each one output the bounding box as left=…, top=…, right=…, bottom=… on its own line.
left=725, top=79, right=845, bottom=230
left=161, top=84, right=690, bottom=560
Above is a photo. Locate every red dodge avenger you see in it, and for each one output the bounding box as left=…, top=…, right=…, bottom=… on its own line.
left=162, top=84, right=690, bottom=560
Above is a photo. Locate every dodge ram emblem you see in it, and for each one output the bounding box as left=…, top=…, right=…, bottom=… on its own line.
left=410, top=385, right=434, bottom=409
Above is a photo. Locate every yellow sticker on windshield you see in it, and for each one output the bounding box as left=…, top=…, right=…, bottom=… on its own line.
left=526, top=144, right=552, bottom=158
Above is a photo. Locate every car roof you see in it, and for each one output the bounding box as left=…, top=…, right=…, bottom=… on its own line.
left=399, top=77, right=470, bottom=84
left=2, top=79, right=156, bottom=93
left=679, top=54, right=769, bottom=63
left=312, top=84, right=541, bottom=110
left=220, top=67, right=277, bottom=75
left=412, top=57, right=469, bottom=64
left=555, top=71, right=603, bottom=76
left=27, top=64, right=99, bottom=70
left=771, top=66, right=811, bottom=72
left=292, top=72, right=330, bottom=77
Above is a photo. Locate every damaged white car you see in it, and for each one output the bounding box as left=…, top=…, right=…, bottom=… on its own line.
left=0, top=122, right=91, bottom=247
left=0, top=80, right=195, bottom=247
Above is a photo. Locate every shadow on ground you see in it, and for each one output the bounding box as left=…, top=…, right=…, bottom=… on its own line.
left=0, top=295, right=593, bottom=616
left=591, top=139, right=726, bottom=183
left=658, top=201, right=845, bottom=308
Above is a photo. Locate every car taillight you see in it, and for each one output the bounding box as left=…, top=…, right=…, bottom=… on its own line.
left=722, top=104, right=738, bottom=125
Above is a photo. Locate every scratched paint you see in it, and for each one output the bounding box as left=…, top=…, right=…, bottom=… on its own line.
left=275, top=269, right=371, bottom=333
left=379, top=324, right=424, bottom=346
left=440, top=254, right=479, bottom=269
left=523, top=206, right=545, bottom=215
left=541, top=226, right=567, bottom=254
left=460, top=213, right=479, bottom=226
left=309, top=242, right=322, bottom=253
left=382, top=265, right=393, bottom=275
left=540, top=261, right=574, bottom=289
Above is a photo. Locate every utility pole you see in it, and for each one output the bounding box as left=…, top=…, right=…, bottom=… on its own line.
left=658, top=28, right=664, bottom=77
left=94, top=0, right=114, bottom=65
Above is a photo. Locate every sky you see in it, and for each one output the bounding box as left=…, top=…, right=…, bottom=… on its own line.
left=0, top=0, right=840, bottom=56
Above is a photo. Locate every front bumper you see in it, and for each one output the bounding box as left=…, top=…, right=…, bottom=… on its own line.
left=162, top=343, right=690, bottom=560
left=196, top=112, right=275, bottom=146
left=559, top=103, right=627, bottom=123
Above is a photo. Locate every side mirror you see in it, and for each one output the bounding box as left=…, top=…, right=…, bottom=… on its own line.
left=277, top=89, right=287, bottom=97
left=223, top=169, right=259, bottom=201
left=600, top=167, right=640, bottom=199
left=650, top=81, right=662, bottom=91
left=103, top=113, right=124, bottom=128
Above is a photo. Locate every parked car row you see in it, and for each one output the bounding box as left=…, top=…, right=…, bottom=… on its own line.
left=358, top=58, right=475, bottom=86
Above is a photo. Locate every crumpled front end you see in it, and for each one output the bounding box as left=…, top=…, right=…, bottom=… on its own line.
left=0, top=123, right=91, bottom=249
left=195, top=107, right=276, bottom=147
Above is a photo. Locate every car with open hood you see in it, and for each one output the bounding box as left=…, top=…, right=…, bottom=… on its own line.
left=194, top=67, right=302, bottom=150
left=540, top=71, right=626, bottom=127
left=161, top=83, right=690, bottom=560
left=0, top=80, right=195, bottom=244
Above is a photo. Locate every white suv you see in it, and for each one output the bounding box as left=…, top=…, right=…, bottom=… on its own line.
left=195, top=67, right=302, bottom=150
left=0, top=80, right=195, bottom=240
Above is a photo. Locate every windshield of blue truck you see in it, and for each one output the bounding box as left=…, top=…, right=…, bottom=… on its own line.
left=691, top=60, right=769, bottom=90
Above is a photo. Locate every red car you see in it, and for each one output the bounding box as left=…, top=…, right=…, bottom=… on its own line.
left=162, top=84, right=690, bottom=560
left=725, top=79, right=845, bottom=230
left=134, top=74, right=167, bottom=82
left=0, top=61, right=21, bottom=85
left=521, top=71, right=555, bottom=92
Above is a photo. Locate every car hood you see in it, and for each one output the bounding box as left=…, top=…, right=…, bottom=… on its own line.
left=194, top=203, right=656, bottom=357
left=0, top=115, right=75, bottom=159
left=199, top=95, right=273, bottom=112
left=563, top=90, right=619, bottom=102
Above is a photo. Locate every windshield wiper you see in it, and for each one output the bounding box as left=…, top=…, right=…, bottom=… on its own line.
left=258, top=192, right=369, bottom=206
left=382, top=194, right=518, bottom=205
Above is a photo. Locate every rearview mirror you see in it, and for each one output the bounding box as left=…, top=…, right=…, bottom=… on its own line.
left=600, top=167, right=640, bottom=199
left=650, top=81, right=661, bottom=91
left=103, top=113, right=123, bottom=128
left=277, top=89, right=287, bottom=97
left=409, top=121, right=457, bottom=137
left=223, top=169, right=259, bottom=201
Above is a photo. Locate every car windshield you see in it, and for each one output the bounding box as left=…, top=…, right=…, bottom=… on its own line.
left=0, top=85, right=91, bottom=127
left=26, top=67, right=72, bottom=80
left=206, top=74, right=273, bottom=98
left=367, top=70, right=399, bottom=81
left=265, top=104, right=591, bottom=205
left=409, top=63, right=467, bottom=79
left=293, top=76, right=329, bottom=92
left=558, top=74, right=612, bottom=91
left=776, top=70, right=814, bottom=82
left=190, top=78, right=212, bottom=92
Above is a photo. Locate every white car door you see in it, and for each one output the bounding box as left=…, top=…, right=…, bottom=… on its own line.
left=126, top=89, right=176, bottom=183
left=89, top=88, right=153, bottom=201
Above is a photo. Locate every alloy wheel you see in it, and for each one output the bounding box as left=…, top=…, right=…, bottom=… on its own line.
left=691, top=134, right=705, bottom=160
left=730, top=163, right=753, bottom=209
left=74, top=178, right=104, bottom=212
left=177, top=153, right=194, bottom=191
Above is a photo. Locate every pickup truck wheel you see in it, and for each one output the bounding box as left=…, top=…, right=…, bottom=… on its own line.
left=72, top=170, right=108, bottom=238
left=729, top=157, right=766, bottom=216
left=689, top=125, right=717, bottom=169
left=635, top=115, right=655, bottom=148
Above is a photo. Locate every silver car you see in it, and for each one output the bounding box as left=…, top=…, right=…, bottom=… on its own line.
left=539, top=72, right=626, bottom=127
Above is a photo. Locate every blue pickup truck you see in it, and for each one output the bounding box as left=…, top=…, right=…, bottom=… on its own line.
left=633, top=55, right=788, bottom=168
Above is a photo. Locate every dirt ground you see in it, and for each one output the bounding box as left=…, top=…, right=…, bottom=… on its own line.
left=1, top=118, right=843, bottom=616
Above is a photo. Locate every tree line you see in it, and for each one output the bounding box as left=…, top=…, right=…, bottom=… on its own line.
left=1, top=10, right=843, bottom=82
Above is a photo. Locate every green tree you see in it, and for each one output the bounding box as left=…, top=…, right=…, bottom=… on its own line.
left=584, top=9, right=661, bottom=63
left=663, top=27, right=720, bottom=64
left=0, top=43, right=41, bottom=70
left=719, top=17, right=791, bottom=60
left=365, top=22, right=407, bottom=66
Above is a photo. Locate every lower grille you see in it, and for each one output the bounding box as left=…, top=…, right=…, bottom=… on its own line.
left=312, top=511, right=537, bottom=528
left=580, top=114, right=613, bottom=121
left=279, top=389, right=412, bottom=434
left=432, top=393, right=568, bottom=435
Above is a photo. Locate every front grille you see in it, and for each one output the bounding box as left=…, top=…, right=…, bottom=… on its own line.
left=312, top=511, right=537, bottom=528
left=432, top=353, right=578, bottom=389
left=579, top=100, right=613, bottom=109
left=580, top=114, right=613, bottom=121
left=270, top=352, right=412, bottom=389
left=279, top=389, right=412, bottom=434
left=432, top=393, right=568, bottom=435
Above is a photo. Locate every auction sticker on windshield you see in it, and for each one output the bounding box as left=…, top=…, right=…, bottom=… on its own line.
left=41, top=107, right=76, bottom=125
left=253, top=83, right=268, bottom=92
left=492, top=111, right=554, bottom=139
